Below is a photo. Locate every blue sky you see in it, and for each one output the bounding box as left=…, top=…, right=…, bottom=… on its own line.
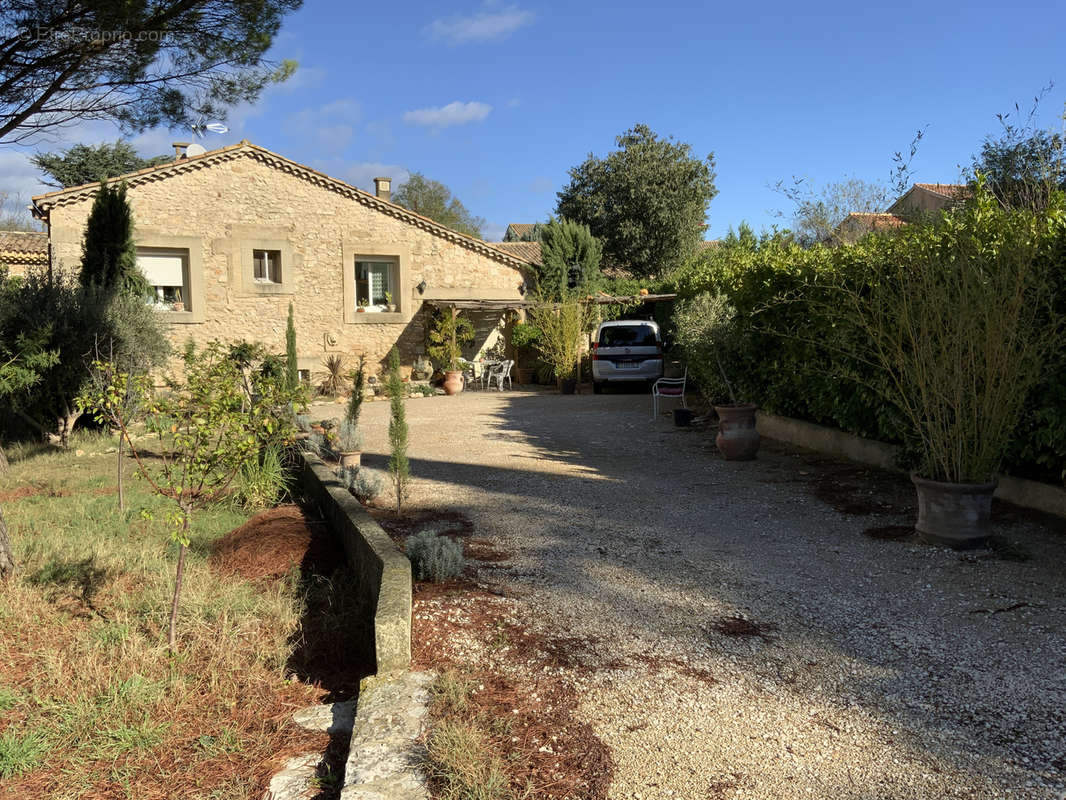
left=5, top=0, right=1065, bottom=240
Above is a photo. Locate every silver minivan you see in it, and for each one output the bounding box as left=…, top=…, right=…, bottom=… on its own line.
left=591, top=320, right=664, bottom=392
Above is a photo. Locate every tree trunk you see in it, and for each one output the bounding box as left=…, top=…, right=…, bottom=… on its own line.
left=0, top=504, right=15, bottom=580
left=0, top=444, right=8, bottom=475
left=56, top=408, right=80, bottom=449
left=116, top=436, right=124, bottom=512
left=168, top=533, right=187, bottom=651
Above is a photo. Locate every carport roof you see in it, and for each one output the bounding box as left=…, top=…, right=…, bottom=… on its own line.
left=424, top=293, right=676, bottom=312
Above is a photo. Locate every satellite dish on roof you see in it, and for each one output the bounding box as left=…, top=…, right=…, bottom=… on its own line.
left=186, top=142, right=207, bottom=157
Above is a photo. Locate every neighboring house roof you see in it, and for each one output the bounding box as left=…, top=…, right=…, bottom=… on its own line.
left=887, top=182, right=967, bottom=215
left=0, top=229, right=48, bottom=265
left=32, top=141, right=536, bottom=270
left=698, top=240, right=720, bottom=251
left=841, top=212, right=907, bottom=230
left=504, top=223, right=537, bottom=241
left=489, top=241, right=542, bottom=266
left=913, top=182, right=966, bottom=199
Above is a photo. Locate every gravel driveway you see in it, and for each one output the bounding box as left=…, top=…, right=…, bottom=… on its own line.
left=318, top=389, right=1065, bottom=799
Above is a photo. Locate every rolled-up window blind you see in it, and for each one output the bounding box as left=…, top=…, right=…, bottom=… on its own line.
left=137, top=252, right=185, bottom=286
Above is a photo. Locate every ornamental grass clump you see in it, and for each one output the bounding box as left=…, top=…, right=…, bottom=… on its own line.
left=406, top=530, right=464, bottom=582
left=827, top=180, right=1065, bottom=484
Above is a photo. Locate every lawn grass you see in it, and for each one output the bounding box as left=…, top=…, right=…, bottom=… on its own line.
left=0, top=433, right=324, bottom=799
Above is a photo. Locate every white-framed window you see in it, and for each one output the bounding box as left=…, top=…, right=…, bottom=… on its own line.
left=136, top=247, right=190, bottom=311
left=355, top=259, right=396, bottom=311
left=253, top=249, right=281, bottom=283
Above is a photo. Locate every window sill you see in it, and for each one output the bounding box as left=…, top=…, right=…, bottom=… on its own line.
left=245, top=281, right=292, bottom=295
left=157, top=310, right=198, bottom=324
left=348, top=311, right=405, bottom=324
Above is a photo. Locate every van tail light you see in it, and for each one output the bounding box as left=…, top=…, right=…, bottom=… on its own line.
left=591, top=342, right=600, bottom=361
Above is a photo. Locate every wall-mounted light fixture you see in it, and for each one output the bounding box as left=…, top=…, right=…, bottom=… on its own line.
left=417, top=279, right=427, bottom=294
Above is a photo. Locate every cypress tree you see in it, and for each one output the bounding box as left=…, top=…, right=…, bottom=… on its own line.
left=386, top=347, right=410, bottom=514
left=538, top=218, right=603, bottom=299
left=80, top=182, right=146, bottom=296
left=285, top=302, right=298, bottom=390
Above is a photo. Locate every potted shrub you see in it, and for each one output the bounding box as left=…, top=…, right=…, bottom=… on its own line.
left=511, top=321, right=541, bottom=384
left=336, top=418, right=362, bottom=468
left=172, top=288, right=184, bottom=312
left=827, top=185, right=1063, bottom=547
left=427, top=310, right=475, bottom=395
left=385, top=291, right=396, bottom=313
left=528, top=301, right=589, bottom=395
left=673, top=292, right=760, bottom=460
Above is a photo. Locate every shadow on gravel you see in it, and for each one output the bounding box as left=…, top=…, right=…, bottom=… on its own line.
left=373, top=390, right=1066, bottom=791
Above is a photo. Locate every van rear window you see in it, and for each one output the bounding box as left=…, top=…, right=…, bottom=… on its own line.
left=598, top=326, right=658, bottom=347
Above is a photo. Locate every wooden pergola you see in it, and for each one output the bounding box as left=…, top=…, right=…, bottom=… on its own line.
left=423, top=293, right=676, bottom=313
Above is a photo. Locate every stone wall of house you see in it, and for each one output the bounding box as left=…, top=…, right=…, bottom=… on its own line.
left=44, top=151, right=528, bottom=379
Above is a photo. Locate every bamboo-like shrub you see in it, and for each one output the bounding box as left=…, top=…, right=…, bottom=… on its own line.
left=528, top=300, right=591, bottom=382
left=829, top=182, right=1064, bottom=484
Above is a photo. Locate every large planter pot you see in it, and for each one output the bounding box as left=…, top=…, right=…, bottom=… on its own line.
left=442, top=370, right=464, bottom=395
left=714, top=403, right=760, bottom=461
left=516, top=367, right=535, bottom=385
left=338, top=451, right=361, bottom=469
left=559, top=378, right=577, bottom=395
left=912, top=474, right=997, bottom=549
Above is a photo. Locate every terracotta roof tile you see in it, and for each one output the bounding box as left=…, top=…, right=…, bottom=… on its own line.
left=0, top=230, right=47, bottom=255
left=913, top=182, right=966, bottom=198
left=505, top=223, right=536, bottom=238
left=843, top=212, right=907, bottom=229
left=489, top=241, right=542, bottom=265
left=33, top=142, right=537, bottom=270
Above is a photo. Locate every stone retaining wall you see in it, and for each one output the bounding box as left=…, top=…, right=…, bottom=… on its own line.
left=298, top=451, right=411, bottom=674
left=757, top=411, right=1066, bottom=519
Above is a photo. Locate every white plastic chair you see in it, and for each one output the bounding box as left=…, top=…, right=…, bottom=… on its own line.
left=487, top=359, right=513, bottom=391
left=457, top=358, right=478, bottom=390
left=651, top=369, right=687, bottom=418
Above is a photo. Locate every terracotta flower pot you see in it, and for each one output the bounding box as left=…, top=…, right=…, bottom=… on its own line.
left=714, top=403, right=760, bottom=460
left=912, top=474, right=997, bottom=549
left=339, top=451, right=361, bottom=469
left=442, top=370, right=464, bottom=395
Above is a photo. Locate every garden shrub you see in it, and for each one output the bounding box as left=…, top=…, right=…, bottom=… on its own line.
left=406, top=530, right=464, bottom=582
left=338, top=466, right=384, bottom=504
left=672, top=190, right=1066, bottom=483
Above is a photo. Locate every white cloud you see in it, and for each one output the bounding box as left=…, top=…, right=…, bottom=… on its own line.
left=482, top=221, right=507, bottom=242
left=403, top=101, right=491, bottom=129
left=427, top=4, right=533, bottom=44
left=340, top=162, right=411, bottom=195
left=283, top=98, right=361, bottom=155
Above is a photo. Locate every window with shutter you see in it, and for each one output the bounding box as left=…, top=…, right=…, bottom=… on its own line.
left=136, top=248, right=189, bottom=310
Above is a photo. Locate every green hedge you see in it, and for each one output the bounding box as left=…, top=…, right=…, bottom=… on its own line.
left=672, top=213, right=1066, bottom=485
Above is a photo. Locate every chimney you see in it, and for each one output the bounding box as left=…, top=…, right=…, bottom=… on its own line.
left=172, top=141, right=191, bottom=160
left=373, top=177, right=391, bottom=202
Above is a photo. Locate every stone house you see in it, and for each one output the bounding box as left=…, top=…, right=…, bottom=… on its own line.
left=31, top=141, right=536, bottom=377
